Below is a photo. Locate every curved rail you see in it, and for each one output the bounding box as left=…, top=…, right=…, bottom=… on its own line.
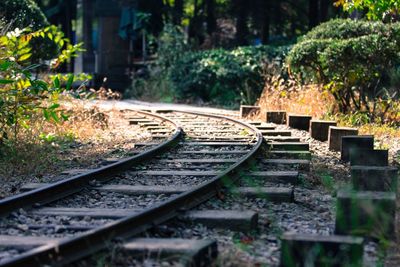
left=0, top=110, right=264, bottom=267
left=0, top=110, right=183, bottom=217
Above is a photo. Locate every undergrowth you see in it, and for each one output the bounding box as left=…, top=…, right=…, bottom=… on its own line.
left=257, top=75, right=400, bottom=139
left=0, top=101, right=110, bottom=182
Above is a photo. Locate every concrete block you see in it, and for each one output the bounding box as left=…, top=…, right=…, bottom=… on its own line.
left=351, top=166, right=398, bottom=193
left=240, top=105, right=260, bottom=118
left=349, top=149, right=389, bottom=166
left=287, top=114, right=313, bottom=131
left=328, top=127, right=358, bottom=151
left=280, top=233, right=364, bottom=267
left=335, top=190, right=396, bottom=240
left=265, top=110, right=287, bottom=124
left=310, top=120, right=337, bottom=141
left=341, top=136, right=374, bottom=162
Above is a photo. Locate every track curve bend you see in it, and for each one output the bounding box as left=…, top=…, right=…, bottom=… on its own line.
left=0, top=110, right=263, bottom=267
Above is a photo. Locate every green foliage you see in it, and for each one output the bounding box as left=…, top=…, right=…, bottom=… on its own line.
left=126, top=23, right=187, bottom=102
left=0, top=1, right=64, bottom=62
left=0, top=0, right=49, bottom=30
left=287, top=19, right=400, bottom=121
left=301, top=19, right=387, bottom=40
left=157, top=23, right=190, bottom=70
left=0, top=26, right=83, bottom=142
left=170, top=45, right=289, bottom=106
left=334, top=0, right=400, bottom=21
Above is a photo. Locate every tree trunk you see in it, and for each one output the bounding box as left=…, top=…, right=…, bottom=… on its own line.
left=235, top=0, right=248, bottom=45
left=309, top=0, right=319, bottom=29
left=319, top=0, right=329, bottom=22
left=260, top=0, right=271, bottom=44
left=173, top=0, right=184, bottom=25
left=273, top=0, right=283, bottom=36
left=189, top=0, right=199, bottom=39
left=205, top=0, right=216, bottom=34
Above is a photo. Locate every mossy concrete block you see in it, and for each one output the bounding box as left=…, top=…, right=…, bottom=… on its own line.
left=287, top=114, right=312, bottom=131
left=328, top=126, right=358, bottom=151
left=280, top=233, right=364, bottom=267
left=349, top=149, right=389, bottom=166
left=335, top=190, right=396, bottom=240
left=240, top=105, right=260, bottom=118
left=351, top=166, right=398, bottom=193
left=341, top=135, right=374, bottom=162
left=265, top=110, right=287, bottom=124
left=310, top=120, right=337, bottom=142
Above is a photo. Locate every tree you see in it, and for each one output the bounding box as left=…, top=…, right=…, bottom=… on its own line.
left=234, top=0, right=249, bottom=45
left=173, top=0, right=184, bottom=25
left=205, top=0, right=217, bottom=34
left=334, top=0, right=400, bottom=21
left=0, top=0, right=49, bottom=30
left=309, top=0, right=319, bottom=28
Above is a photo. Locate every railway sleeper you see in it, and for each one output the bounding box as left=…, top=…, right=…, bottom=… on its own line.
left=260, top=130, right=292, bottom=137
left=140, top=122, right=161, bottom=127
left=0, top=236, right=218, bottom=267
left=22, top=183, right=294, bottom=202
left=129, top=119, right=154, bottom=125
left=27, top=208, right=259, bottom=232
left=264, top=137, right=301, bottom=143
left=267, top=151, right=312, bottom=160
left=121, top=238, right=218, bottom=267
left=255, top=126, right=276, bottom=131
left=267, top=142, right=310, bottom=151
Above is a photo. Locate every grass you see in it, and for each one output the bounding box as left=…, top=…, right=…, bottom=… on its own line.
left=0, top=99, right=152, bottom=198
left=256, top=75, right=400, bottom=140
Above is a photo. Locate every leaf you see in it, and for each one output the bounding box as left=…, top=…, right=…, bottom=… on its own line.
left=18, top=53, right=32, bottom=62
left=0, top=79, right=14, bottom=84
left=33, top=80, right=48, bottom=91
left=0, top=61, right=11, bottom=71
left=61, top=113, right=69, bottom=121
left=49, top=103, right=60, bottom=110
left=66, top=74, right=74, bottom=90
left=50, top=111, right=60, bottom=123
left=53, top=76, right=60, bottom=89
left=43, top=109, right=50, bottom=121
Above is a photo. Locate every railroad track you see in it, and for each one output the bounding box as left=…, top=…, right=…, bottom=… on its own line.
left=0, top=110, right=280, bottom=266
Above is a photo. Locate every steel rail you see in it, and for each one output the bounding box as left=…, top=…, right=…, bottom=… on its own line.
left=0, top=110, right=263, bottom=267
left=0, top=110, right=183, bottom=217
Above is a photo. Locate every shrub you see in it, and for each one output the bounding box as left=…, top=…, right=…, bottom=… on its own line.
left=157, top=24, right=190, bottom=71
left=287, top=19, right=400, bottom=122
left=170, top=45, right=289, bottom=106
left=0, top=26, right=83, bottom=143
left=301, top=19, right=387, bottom=40
left=0, top=0, right=62, bottom=62
left=0, top=0, right=49, bottom=30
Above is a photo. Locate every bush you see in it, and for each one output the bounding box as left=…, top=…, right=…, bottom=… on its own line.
left=170, top=45, right=289, bottom=106
left=287, top=19, right=400, bottom=122
left=0, top=26, right=83, bottom=143
left=301, top=19, right=387, bottom=40
left=0, top=0, right=61, bottom=62
left=0, top=0, right=49, bottom=30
